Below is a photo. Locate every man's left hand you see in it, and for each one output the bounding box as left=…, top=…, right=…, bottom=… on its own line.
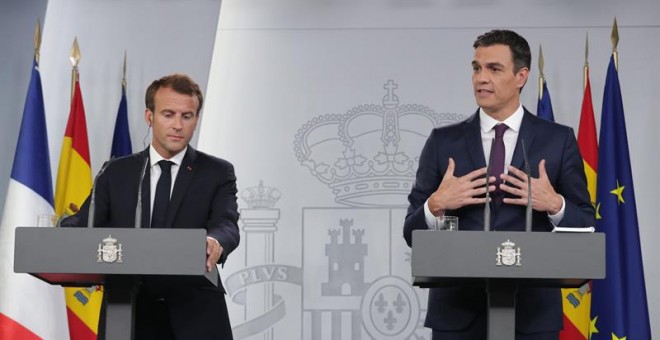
left=206, top=236, right=224, bottom=272
left=500, top=159, right=563, bottom=214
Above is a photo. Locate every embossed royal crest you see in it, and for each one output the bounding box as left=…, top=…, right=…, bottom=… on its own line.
left=496, top=239, right=521, bottom=266
left=294, top=80, right=464, bottom=207
left=97, top=234, right=123, bottom=263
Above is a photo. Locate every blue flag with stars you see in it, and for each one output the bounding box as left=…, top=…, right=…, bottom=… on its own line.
left=537, top=79, right=555, bottom=121
left=589, top=55, right=650, bottom=340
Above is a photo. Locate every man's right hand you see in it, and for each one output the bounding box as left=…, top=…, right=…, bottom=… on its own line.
left=427, top=158, right=495, bottom=216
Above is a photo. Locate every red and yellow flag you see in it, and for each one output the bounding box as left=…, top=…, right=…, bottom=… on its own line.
left=55, top=77, right=103, bottom=340
left=559, top=67, right=598, bottom=340
left=577, top=69, right=598, bottom=203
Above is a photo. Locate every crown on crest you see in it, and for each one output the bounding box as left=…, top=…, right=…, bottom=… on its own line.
left=502, top=239, right=515, bottom=248
left=294, top=80, right=463, bottom=207
left=241, top=180, right=281, bottom=209
left=103, top=235, right=117, bottom=245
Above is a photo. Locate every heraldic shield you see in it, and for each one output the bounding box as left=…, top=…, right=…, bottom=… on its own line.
left=302, top=207, right=427, bottom=339
left=98, top=234, right=123, bottom=263
left=496, top=239, right=521, bottom=267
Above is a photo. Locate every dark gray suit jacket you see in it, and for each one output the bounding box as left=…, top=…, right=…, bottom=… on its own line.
left=404, top=109, right=594, bottom=335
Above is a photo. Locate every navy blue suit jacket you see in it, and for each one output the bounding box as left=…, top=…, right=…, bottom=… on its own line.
left=404, top=109, right=594, bottom=335
left=63, top=147, right=239, bottom=338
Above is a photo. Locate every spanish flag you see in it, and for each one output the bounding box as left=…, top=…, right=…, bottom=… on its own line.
left=559, top=66, right=597, bottom=340
left=55, top=75, right=103, bottom=340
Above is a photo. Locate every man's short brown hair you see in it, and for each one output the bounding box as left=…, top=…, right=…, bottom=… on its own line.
left=145, top=73, right=203, bottom=115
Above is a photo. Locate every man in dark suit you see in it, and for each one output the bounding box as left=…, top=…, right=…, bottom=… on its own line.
left=404, top=30, right=594, bottom=339
left=64, top=73, right=239, bottom=339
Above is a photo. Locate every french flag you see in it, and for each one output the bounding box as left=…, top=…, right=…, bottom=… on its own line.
left=0, top=59, right=69, bottom=339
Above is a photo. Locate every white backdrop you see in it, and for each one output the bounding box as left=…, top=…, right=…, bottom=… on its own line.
left=39, top=0, right=222, bottom=177
left=3, top=0, right=657, bottom=339
left=200, top=1, right=660, bottom=339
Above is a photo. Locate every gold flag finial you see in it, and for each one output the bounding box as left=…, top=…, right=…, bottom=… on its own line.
left=584, top=32, right=589, bottom=91
left=584, top=32, right=589, bottom=68
left=538, top=44, right=545, bottom=76
left=611, top=17, right=619, bottom=70
left=611, top=17, right=619, bottom=52
left=70, top=37, right=81, bottom=102
left=122, top=51, right=127, bottom=88
left=70, top=37, right=81, bottom=68
left=538, top=44, right=545, bottom=100
left=33, top=20, right=42, bottom=63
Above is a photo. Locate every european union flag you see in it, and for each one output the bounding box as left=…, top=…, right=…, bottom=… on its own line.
left=590, top=56, right=650, bottom=340
left=110, top=84, right=132, bottom=158
left=537, top=79, right=555, bottom=121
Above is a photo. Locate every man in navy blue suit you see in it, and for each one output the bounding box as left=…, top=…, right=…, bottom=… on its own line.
left=64, top=74, right=239, bottom=339
left=404, top=30, right=594, bottom=339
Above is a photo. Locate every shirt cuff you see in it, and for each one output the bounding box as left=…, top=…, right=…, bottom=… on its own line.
left=424, top=199, right=439, bottom=229
left=547, top=195, right=566, bottom=226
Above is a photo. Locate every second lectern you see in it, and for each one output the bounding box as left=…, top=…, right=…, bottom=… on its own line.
left=411, top=230, right=605, bottom=340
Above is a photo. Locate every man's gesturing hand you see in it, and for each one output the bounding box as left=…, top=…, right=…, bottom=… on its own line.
left=500, top=159, right=563, bottom=214
left=427, top=158, right=496, bottom=216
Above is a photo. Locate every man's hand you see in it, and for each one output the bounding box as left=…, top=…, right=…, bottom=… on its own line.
left=500, top=159, right=563, bottom=214
left=427, top=158, right=495, bottom=216
left=206, top=236, right=224, bottom=272
left=69, top=203, right=80, bottom=214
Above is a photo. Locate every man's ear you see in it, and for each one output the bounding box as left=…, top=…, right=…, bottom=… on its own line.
left=516, top=67, right=530, bottom=90
left=145, top=109, right=153, bottom=127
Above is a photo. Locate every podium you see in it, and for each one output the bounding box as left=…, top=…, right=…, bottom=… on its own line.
left=14, top=227, right=217, bottom=340
left=411, top=230, right=605, bottom=340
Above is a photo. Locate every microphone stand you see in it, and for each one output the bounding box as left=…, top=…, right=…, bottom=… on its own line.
left=484, top=138, right=495, bottom=231
left=522, top=140, right=532, bottom=232
left=87, top=161, right=111, bottom=228
left=134, top=155, right=150, bottom=228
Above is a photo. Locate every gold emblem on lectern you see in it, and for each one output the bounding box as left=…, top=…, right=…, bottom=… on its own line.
left=496, top=239, right=521, bottom=266
left=97, top=234, right=123, bottom=263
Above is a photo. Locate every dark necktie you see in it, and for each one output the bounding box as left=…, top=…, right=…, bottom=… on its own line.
left=151, top=160, right=173, bottom=228
left=492, top=124, right=508, bottom=203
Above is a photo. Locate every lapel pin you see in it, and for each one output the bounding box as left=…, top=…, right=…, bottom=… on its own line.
left=187, top=165, right=192, bottom=171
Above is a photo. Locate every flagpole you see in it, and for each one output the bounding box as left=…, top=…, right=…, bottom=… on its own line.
left=611, top=17, right=619, bottom=70
left=583, top=33, right=589, bottom=91
left=70, top=37, right=80, bottom=102
left=538, top=44, right=544, bottom=100
left=33, top=20, right=41, bottom=63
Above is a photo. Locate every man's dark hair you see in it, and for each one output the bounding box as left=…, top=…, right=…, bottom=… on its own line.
left=473, top=30, right=531, bottom=74
left=145, top=73, right=203, bottom=115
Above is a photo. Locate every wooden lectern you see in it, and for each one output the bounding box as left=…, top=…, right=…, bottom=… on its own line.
left=411, top=230, right=605, bottom=340
left=14, top=227, right=217, bottom=340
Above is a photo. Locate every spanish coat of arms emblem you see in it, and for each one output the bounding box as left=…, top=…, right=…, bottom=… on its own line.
left=97, top=234, right=123, bottom=263
left=496, top=239, right=521, bottom=266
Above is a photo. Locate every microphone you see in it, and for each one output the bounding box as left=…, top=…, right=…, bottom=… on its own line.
left=142, top=124, right=151, bottom=149
left=87, top=161, right=111, bottom=228
left=134, top=155, right=150, bottom=228
left=484, top=138, right=495, bottom=231
left=521, top=139, right=532, bottom=232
